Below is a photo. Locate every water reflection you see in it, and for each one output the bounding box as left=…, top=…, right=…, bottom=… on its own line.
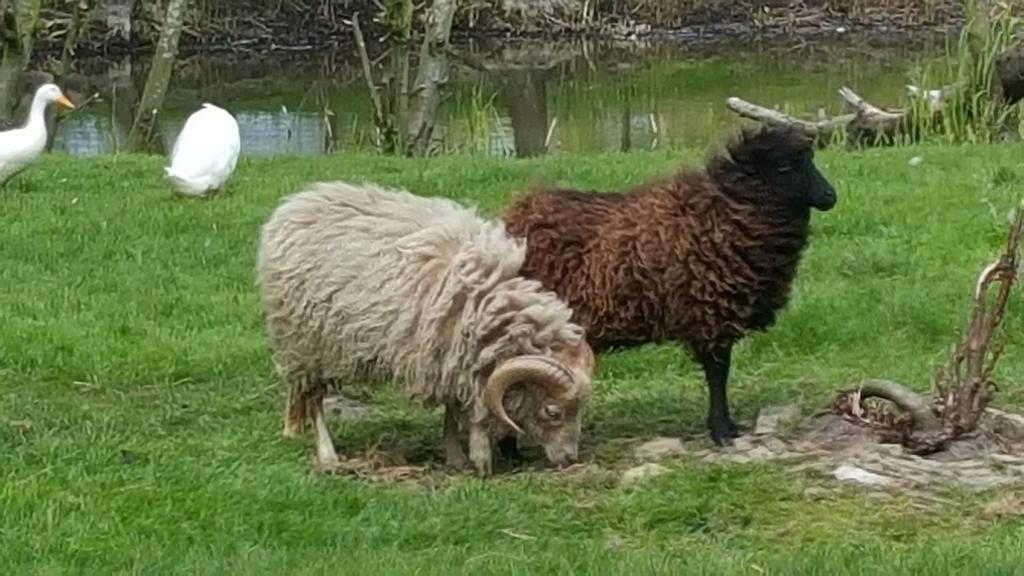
left=165, top=111, right=327, bottom=156
left=55, top=110, right=329, bottom=156
left=499, top=69, right=551, bottom=157
left=54, top=115, right=118, bottom=155
left=48, top=34, right=955, bottom=158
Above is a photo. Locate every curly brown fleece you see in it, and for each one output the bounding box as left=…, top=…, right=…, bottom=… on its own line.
left=500, top=124, right=837, bottom=445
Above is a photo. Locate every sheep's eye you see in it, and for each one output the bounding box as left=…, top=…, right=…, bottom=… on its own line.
left=542, top=405, right=562, bottom=420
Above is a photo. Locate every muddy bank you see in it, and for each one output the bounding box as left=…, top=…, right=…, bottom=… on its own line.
left=34, top=0, right=965, bottom=57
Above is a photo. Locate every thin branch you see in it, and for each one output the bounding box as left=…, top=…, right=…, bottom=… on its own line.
left=725, top=96, right=854, bottom=138
left=351, top=12, right=385, bottom=134
left=838, top=86, right=905, bottom=119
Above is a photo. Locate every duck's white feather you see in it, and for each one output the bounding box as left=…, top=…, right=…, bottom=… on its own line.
left=0, top=124, right=47, bottom=184
left=165, top=103, right=241, bottom=197
left=0, top=83, right=73, bottom=186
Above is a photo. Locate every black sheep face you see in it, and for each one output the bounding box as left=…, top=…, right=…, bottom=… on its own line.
left=717, top=125, right=837, bottom=212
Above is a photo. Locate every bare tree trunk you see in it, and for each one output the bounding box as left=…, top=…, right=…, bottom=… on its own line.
left=404, top=0, right=457, bottom=156
left=393, top=44, right=411, bottom=145
left=620, top=89, right=632, bottom=152
left=352, top=13, right=399, bottom=153
left=12, top=0, right=38, bottom=55
left=0, top=42, right=27, bottom=124
left=60, top=0, right=90, bottom=75
left=500, top=68, right=548, bottom=158
left=0, top=0, right=40, bottom=122
left=126, top=0, right=187, bottom=152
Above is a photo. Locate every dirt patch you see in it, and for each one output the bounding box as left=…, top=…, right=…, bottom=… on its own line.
left=323, top=395, right=379, bottom=420
left=710, top=409, right=1024, bottom=492
left=316, top=403, right=1024, bottom=497
left=315, top=444, right=436, bottom=484
left=610, top=405, right=1024, bottom=497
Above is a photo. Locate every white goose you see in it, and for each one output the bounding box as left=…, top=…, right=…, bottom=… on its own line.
left=164, top=103, right=241, bottom=198
left=0, top=83, right=75, bottom=185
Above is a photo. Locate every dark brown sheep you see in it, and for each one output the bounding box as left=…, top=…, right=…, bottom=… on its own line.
left=499, top=124, right=836, bottom=446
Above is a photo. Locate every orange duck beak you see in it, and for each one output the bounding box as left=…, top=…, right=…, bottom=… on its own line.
left=57, top=94, right=75, bottom=109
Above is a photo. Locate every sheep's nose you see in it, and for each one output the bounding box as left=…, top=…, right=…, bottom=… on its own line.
left=814, top=186, right=837, bottom=211
left=548, top=447, right=579, bottom=468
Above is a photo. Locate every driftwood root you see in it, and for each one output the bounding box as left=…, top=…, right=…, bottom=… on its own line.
left=831, top=204, right=1024, bottom=453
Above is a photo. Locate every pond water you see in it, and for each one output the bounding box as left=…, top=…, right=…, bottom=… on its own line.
left=50, top=32, right=959, bottom=157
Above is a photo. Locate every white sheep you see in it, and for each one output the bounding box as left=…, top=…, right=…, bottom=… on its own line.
left=256, top=181, right=595, bottom=476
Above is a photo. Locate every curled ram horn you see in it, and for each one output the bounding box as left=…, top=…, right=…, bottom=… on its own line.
left=562, top=340, right=596, bottom=379
left=483, top=355, right=579, bottom=434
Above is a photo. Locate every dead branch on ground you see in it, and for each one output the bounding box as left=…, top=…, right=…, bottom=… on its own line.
left=726, top=84, right=942, bottom=146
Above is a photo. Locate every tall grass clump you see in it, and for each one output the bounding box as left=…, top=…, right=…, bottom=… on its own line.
left=442, top=82, right=502, bottom=154
left=907, top=6, right=1024, bottom=144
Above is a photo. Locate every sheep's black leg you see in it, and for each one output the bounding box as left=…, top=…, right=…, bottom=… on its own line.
left=699, top=346, right=739, bottom=446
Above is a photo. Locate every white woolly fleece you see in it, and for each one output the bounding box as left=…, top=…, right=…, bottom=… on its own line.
left=256, top=181, right=586, bottom=409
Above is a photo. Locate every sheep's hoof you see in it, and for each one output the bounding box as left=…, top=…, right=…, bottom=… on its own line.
left=708, top=418, right=740, bottom=447
left=444, top=450, right=471, bottom=470
left=711, top=434, right=733, bottom=447
left=724, top=418, right=740, bottom=438
left=313, top=453, right=345, bottom=472
left=471, top=459, right=493, bottom=477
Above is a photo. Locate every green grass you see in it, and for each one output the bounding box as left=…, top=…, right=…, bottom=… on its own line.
left=3, top=144, right=1024, bottom=574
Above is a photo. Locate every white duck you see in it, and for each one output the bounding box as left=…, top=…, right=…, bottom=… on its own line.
left=164, top=103, right=241, bottom=198
left=0, top=83, right=75, bottom=185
